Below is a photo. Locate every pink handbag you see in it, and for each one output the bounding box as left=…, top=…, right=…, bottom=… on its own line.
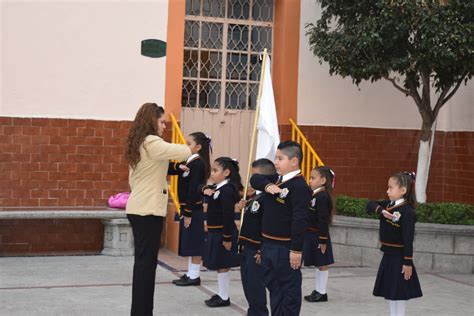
left=108, top=192, right=130, bottom=209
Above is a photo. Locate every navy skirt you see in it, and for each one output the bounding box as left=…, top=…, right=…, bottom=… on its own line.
left=178, top=207, right=206, bottom=257
left=373, top=252, right=423, bottom=300
left=203, top=229, right=240, bottom=270
left=303, top=231, right=334, bottom=267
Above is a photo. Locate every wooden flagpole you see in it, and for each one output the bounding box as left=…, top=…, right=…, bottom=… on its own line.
left=240, top=48, right=268, bottom=227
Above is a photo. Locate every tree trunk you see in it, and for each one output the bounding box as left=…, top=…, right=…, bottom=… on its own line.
left=415, top=120, right=437, bottom=203
left=416, top=139, right=430, bottom=203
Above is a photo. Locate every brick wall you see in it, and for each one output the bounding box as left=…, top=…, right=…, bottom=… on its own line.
left=280, top=124, right=474, bottom=204
left=1, top=117, right=472, bottom=255
left=0, top=219, right=103, bottom=255
left=441, top=132, right=474, bottom=203
left=0, top=116, right=178, bottom=255
left=0, top=117, right=131, bottom=255
left=0, top=117, right=131, bottom=207
left=3, top=118, right=470, bottom=208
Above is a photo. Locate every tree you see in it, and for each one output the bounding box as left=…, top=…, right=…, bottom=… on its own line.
left=306, top=0, right=473, bottom=202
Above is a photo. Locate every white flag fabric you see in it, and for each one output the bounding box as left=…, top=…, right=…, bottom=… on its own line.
left=255, top=55, right=280, bottom=161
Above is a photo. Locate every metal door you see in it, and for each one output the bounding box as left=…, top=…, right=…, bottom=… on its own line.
left=180, top=0, right=274, bottom=181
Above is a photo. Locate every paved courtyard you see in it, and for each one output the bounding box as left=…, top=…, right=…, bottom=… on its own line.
left=1, top=249, right=473, bottom=315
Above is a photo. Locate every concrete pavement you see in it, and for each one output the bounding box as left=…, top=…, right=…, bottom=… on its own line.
left=0, top=249, right=472, bottom=315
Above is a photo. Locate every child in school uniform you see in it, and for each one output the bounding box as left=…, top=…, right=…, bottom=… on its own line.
left=169, top=132, right=212, bottom=286
left=303, top=166, right=336, bottom=303
left=250, top=141, right=311, bottom=316
left=366, top=172, right=423, bottom=316
left=237, top=158, right=278, bottom=316
left=202, top=157, right=242, bottom=307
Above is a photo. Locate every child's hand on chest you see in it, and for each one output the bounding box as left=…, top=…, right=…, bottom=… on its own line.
left=310, top=196, right=317, bottom=208
left=273, top=187, right=289, bottom=204
left=382, top=209, right=402, bottom=223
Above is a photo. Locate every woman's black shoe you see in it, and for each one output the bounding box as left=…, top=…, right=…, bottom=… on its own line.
left=204, top=294, right=230, bottom=307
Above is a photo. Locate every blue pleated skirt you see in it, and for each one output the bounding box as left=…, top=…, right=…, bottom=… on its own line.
left=303, top=230, right=334, bottom=267
left=203, top=229, right=240, bottom=270
left=178, top=207, right=206, bottom=257
left=373, top=252, right=423, bottom=300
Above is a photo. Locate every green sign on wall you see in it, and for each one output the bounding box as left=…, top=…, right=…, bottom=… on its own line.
left=141, top=39, right=166, bottom=58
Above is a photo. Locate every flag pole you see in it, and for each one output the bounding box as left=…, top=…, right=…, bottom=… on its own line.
left=240, top=49, right=268, bottom=227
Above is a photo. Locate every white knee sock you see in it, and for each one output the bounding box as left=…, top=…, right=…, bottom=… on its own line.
left=396, top=300, right=406, bottom=316
left=318, top=270, right=329, bottom=294
left=186, top=257, right=192, bottom=277
left=314, top=269, right=319, bottom=292
left=188, top=263, right=201, bottom=280
left=217, top=272, right=230, bottom=300
left=389, top=300, right=397, bottom=316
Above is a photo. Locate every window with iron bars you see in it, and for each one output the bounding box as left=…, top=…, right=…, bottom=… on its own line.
left=182, top=0, right=274, bottom=110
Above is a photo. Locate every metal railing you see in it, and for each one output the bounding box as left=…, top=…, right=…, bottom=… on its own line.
left=168, top=113, right=186, bottom=213
left=289, top=118, right=325, bottom=182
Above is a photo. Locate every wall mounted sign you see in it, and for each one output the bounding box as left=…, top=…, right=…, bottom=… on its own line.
left=141, top=39, right=166, bottom=58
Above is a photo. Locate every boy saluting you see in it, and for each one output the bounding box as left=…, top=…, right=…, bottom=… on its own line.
left=250, top=141, right=311, bottom=316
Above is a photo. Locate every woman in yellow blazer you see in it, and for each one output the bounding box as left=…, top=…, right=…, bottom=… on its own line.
left=125, top=103, right=191, bottom=316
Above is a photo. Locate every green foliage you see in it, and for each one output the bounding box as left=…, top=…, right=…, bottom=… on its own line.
left=306, top=0, right=474, bottom=92
left=419, top=202, right=474, bottom=225
left=336, top=195, right=474, bottom=225
left=415, top=203, right=432, bottom=223
left=336, top=195, right=378, bottom=219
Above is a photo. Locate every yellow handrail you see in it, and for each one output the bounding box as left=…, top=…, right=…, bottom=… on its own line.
left=289, top=118, right=325, bottom=182
left=168, top=113, right=186, bottom=214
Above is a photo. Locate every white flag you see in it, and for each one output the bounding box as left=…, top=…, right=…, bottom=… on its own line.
left=256, top=55, right=280, bottom=161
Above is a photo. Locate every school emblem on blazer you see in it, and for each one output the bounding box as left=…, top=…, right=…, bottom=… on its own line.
left=279, top=188, right=289, bottom=199
left=213, top=190, right=220, bottom=200
left=311, top=198, right=316, bottom=207
left=392, top=211, right=401, bottom=222
left=182, top=170, right=190, bottom=178
left=251, top=201, right=260, bottom=213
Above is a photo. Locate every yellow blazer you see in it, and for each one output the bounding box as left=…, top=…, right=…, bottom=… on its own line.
left=126, top=135, right=191, bottom=217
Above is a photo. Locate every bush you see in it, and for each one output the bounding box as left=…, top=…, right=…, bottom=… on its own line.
left=335, top=195, right=474, bottom=225
left=335, top=195, right=377, bottom=220
left=421, top=203, right=474, bottom=225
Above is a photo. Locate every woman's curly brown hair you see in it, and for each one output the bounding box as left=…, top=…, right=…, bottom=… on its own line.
left=125, top=103, right=164, bottom=169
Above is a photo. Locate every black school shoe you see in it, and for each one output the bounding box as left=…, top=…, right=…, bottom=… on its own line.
left=172, top=274, right=201, bottom=286
left=304, top=290, right=328, bottom=302
left=204, top=294, right=231, bottom=307
left=172, top=274, right=186, bottom=284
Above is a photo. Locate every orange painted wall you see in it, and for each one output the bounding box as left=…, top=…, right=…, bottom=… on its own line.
left=164, top=0, right=186, bottom=121
left=164, top=0, right=185, bottom=251
left=273, top=0, right=301, bottom=123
